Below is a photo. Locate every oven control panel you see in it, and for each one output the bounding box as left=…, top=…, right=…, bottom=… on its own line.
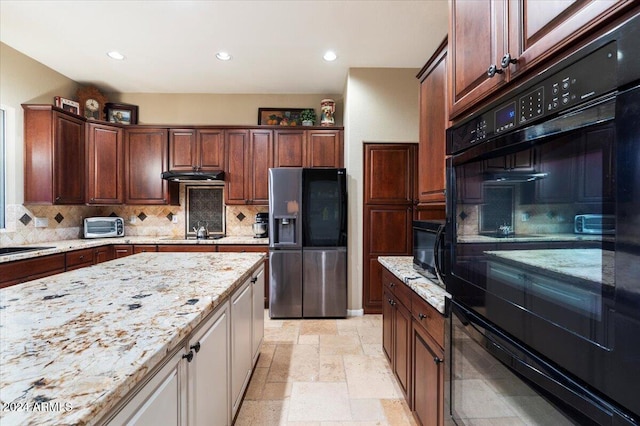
left=448, top=42, right=617, bottom=155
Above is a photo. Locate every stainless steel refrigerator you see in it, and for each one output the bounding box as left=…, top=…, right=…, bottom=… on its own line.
left=269, top=168, right=347, bottom=318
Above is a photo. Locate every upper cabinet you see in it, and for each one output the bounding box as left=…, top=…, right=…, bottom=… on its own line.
left=306, top=130, right=343, bottom=168
left=124, top=127, right=177, bottom=205
left=417, top=39, right=448, bottom=208
left=273, top=129, right=306, bottom=167
left=168, top=128, right=225, bottom=172
left=86, top=122, right=124, bottom=205
left=225, top=129, right=273, bottom=205
left=23, top=105, right=86, bottom=204
left=448, top=0, right=633, bottom=118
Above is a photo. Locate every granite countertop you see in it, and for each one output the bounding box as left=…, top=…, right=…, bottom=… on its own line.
left=377, top=256, right=450, bottom=315
left=0, top=252, right=264, bottom=425
left=0, top=235, right=269, bottom=264
left=484, top=248, right=614, bottom=286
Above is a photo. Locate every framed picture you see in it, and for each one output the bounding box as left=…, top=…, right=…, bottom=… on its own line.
left=258, top=108, right=305, bottom=126
left=104, top=102, right=139, bottom=125
left=54, top=96, right=80, bottom=115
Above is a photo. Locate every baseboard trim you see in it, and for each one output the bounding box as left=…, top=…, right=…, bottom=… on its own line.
left=347, top=309, right=364, bottom=317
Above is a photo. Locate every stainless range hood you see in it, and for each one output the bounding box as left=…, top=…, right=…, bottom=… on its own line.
left=161, top=170, right=225, bottom=182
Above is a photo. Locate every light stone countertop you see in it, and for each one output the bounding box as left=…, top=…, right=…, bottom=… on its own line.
left=0, top=235, right=269, bottom=264
left=377, top=256, right=450, bottom=315
left=484, top=248, right=614, bottom=286
left=0, top=252, right=264, bottom=426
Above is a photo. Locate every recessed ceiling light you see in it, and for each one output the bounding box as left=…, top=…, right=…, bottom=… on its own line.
left=216, top=51, right=232, bottom=61
left=323, top=51, right=337, bottom=62
left=107, top=51, right=125, bottom=60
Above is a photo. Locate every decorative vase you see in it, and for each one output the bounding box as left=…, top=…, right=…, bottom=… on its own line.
left=320, top=99, right=335, bottom=126
left=302, top=120, right=314, bottom=126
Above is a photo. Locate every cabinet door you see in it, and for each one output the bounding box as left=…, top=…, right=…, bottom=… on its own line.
left=382, top=287, right=394, bottom=362
left=248, top=130, right=273, bottom=205
left=449, top=0, right=507, bottom=118
left=189, top=302, right=230, bottom=426
left=87, top=123, right=123, bottom=204
left=508, top=1, right=631, bottom=81
left=418, top=42, right=447, bottom=205
left=252, top=266, right=265, bottom=365
left=169, top=129, right=196, bottom=171
left=125, top=128, right=170, bottom=204
left=133, top=245, right=157, bottom=253
left=394, top=301, right=412, bottom=403
left=95, top=246, right=115, bottom=264
left=108, top=349, right=185, bottom=426
left=273, top=129, right=305, bottom=167
left=113, top=245, right=134, bottom=258
left=306, top=130, right=343, bottom=167
left=364, top=144, right=416, bottom=205
left=197, top=129, right=225, bottom=171
left=231, top=279, right=253, bottom=418
left=412, top=322, right=444, bottom=426
left=53, top=112, right=86, bottom=204
left=225, top=129, right=250, bottom=204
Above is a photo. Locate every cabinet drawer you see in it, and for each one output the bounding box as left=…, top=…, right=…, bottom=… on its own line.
left=411, top=292, right=444, bottom=348
left=66, top=248, right=95, bottom=268
left=0, top=254, right=66, bottom=288
left=382, top=268, right=412, bottom=309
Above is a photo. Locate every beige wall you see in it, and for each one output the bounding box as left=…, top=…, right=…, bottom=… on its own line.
left=0, top=42, right=79, bottom=204
left=344, top=68, right=420, bottom=312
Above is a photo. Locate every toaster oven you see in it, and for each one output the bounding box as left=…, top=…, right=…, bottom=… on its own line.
left=574, top=214, right=615, bottom=234
left=84, top=217, right=124, bottom=239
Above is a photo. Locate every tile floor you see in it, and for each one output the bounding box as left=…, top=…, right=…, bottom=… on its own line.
left=235, top=311, right=418, bottom=425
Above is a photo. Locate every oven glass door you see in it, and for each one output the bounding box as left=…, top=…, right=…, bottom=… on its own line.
left=446, top=85, right=640, bottom=419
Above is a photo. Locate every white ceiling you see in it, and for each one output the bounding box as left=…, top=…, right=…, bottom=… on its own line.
left=0, top=0, right=448, bottom=95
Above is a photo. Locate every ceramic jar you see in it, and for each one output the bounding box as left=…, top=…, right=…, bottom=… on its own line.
left=320, top=99, right=335, bottom=126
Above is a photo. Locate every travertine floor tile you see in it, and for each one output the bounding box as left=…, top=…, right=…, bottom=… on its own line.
left=288, top=382, right=351, bottom=422
left=300, top=320, right=338, bottom=335
left=319, top=334, right=363, bottom=356
left=343, top=354, right=401, bottom=399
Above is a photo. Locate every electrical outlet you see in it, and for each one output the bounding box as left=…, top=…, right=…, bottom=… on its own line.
left=129, top=215, right=137, bottom=224
left=521, top=213, right=530, bottom=222
left=34, top=217, right=48, bottom=228
left=172, top=215, right=179, bottom=224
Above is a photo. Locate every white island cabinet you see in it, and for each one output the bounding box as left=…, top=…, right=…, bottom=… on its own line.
left=107, top=301, right=230, bottom=426
left=252, top=266, right=265, bottom=365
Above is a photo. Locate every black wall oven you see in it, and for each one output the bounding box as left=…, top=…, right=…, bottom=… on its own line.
left=445, top=12, right=640, bottom=425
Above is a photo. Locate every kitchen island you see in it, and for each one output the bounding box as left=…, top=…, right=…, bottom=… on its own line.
left=0, top=252, right=265, bottom=425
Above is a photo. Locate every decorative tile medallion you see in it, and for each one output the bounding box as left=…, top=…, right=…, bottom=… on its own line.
left=138, top=212, right=147, bottom=222
left=236, top=212, right=246, bottom=222
left=19, top=213, right=32, bottom=226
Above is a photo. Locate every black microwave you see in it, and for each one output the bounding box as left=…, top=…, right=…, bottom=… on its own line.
left=412, top=220, right=446, bottom=286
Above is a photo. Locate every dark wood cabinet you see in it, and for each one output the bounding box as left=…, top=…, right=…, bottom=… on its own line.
left=95, top=245, right=115, bottom=264
left=157, top=245, right=217, bottom=252
left=86, top=122, right=124, bottom=205
left=225, top=129, right=273, bottom=205
left=306, top=129, right=343, bottom=167
left=23, top=105, right=85, bottom=204
left=133, top=244, right=157, bottom=253
left=382, top=268, right=412, bottom=403
left=417, top=38, right=448, bottom=215
left=66, top=248, right=95, bottom=271
left=273, top=129, right=306, bottom=167
left=124, top=127, right=176, bottom=205
left=363, top=143, right=416, bottom=314
left=0, top=254, right=66, bottom=288
left=449, top=0, right=633, bottom=118
left=169, top=128, right=225, bottom=172
left=113, top=244, right=134, bottom=258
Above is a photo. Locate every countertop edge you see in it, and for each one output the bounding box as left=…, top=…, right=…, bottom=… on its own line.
left=377, top=256, right=450, bottom=315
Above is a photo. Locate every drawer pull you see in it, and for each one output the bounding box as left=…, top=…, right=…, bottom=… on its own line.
left=389, top=282, right=395, bottom=288
left=433, top=357, right=443, bottom=364
left=418, top=313, right=427, bottom=320
left=182, top=351, right=194, bottom=362
left=190, top=342, right=201, bottom=353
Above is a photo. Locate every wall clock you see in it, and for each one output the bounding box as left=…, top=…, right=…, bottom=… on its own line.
left=76, top=86, right=107, bottom=120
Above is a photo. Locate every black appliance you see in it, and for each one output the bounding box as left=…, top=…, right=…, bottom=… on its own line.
left=412, top=220, right=446, bottom=285
left=445, top=12, right=640, bottom=425
left=268, top=168, right=347, bottom=318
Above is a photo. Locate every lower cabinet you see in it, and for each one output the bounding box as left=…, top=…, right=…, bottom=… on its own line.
left=231, top=277, right=253, bottom=419
left=106, top=264, right=265, bottom=425
left=381, top=263, right=445, bottom=426
left=217, top=245, right=269, bottom=307
left=0, top=254, right=66, bottom=289
left=113, top=244, right=134, bottom=258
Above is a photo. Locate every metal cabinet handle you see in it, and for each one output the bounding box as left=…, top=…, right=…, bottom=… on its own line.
left=251, top=277, right=257, bottom=283
left=433, top=357, right=443, bottom=364
left=487, top=64, right=504, bottom=78
left=389, top=282, right=395, bottom=288
left=501, top=53, right=517, bottom=68
left=190, top=342, right=201, bottom=353
left=418, top=313, right=427, bottom=320
left=182, top=351, right=194, bottom=362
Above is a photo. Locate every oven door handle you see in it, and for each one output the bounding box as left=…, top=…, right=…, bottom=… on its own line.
left=433, top=224, right=446, bottom=286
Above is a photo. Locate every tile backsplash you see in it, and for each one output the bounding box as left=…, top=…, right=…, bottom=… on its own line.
left=1, top=186, right=267, bottom=246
